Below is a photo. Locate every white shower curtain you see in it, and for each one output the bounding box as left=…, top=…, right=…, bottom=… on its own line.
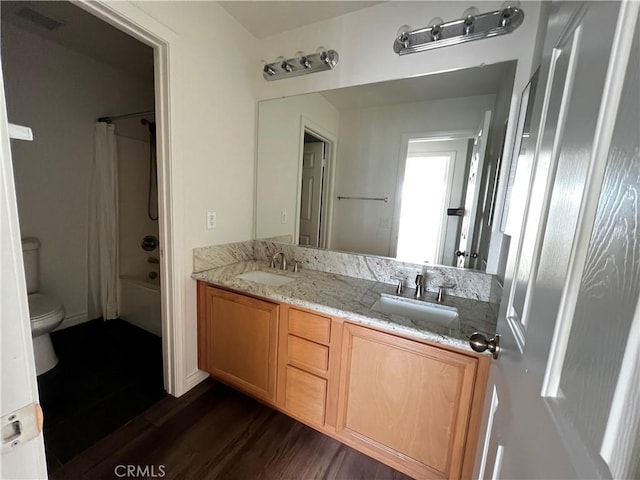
left=88, top=122, right=119, bottom=320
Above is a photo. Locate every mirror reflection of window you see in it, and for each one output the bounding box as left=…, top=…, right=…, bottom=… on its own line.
left=396, top=147, right=455, bottom=264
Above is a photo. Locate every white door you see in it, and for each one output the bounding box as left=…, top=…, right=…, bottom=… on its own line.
left=476, top=2, right=639, bottom=478
left=456, top=111, right=491, bottom=268
left=298, top=141, right=324, bottom=247
left=0, top=59, right=48, bottom=478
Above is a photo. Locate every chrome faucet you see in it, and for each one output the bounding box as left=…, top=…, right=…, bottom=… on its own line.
left=437, top=284, right=456, bottom=302
left=414, top=274, right=424, bottom=299
left=392, top=277, right=404, bottom=295
left=270, top=251, right=287, bottom=271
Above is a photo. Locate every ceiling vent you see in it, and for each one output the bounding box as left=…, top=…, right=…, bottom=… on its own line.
left=17, top=6, right=65, bottom=31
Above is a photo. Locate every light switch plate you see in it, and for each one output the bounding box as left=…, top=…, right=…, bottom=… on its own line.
left=206, top=211, right=217, bottom=229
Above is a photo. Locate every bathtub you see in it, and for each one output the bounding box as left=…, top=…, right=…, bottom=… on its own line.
left=119, top=276, right=162, bottom=337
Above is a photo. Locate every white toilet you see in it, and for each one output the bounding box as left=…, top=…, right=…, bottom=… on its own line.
left=22, top=238, right=65, bottom=375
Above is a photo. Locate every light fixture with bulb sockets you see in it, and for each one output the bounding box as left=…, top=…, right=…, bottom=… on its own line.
left=261, top=48, right=339, bottom=81
left=394, top=3, right=524, bottom=55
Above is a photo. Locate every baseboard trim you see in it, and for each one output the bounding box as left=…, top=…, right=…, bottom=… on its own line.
left=54, top=312, right=91, bottom=331
left=183, top=369, right=209, bottom=396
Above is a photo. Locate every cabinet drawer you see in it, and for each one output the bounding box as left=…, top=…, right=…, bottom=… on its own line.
left=285, top=365, right=327, bottom=426
left=288, top=308, right=331, bottom=344
left=288, top=335, right=329, bottom=374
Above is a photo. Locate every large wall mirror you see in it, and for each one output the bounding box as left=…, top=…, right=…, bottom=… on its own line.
left=255, top=61, right=516, bottom=271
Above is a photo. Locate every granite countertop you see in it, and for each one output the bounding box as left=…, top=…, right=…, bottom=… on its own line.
left=192, top=260, right=498, bottom=353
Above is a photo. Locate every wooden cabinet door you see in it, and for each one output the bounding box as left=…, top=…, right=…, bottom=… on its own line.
left=198, top=285, right=279, bottom=403
left=337, top=323, right=477, bottom=480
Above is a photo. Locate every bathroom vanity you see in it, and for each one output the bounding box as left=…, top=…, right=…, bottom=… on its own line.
left=194, top=256, right=496, bottom=480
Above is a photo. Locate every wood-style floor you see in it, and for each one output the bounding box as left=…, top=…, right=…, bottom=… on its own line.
left=50, top=379, right=412, bottom=480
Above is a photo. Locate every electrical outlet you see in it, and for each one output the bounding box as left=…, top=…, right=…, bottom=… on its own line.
left=206, top=211, right=217, bottom=229
left=281, top=211, right=287, bottom=224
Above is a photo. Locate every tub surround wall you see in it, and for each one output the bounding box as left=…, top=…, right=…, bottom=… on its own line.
left=118, top=132, right=160, bottom=282
left=194, top=240, right=501, bottom=304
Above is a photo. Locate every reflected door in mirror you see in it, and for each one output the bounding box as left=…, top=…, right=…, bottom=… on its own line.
left=299, top=141, right=325, bottom=247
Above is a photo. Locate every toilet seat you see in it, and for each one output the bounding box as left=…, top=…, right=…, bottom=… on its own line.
left=28, top=293, right=65, bottom=336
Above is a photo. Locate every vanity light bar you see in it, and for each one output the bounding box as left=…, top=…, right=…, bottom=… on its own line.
left=394, top=6, right=524, bottom=55
left=262, top=50, right=339, bottom=81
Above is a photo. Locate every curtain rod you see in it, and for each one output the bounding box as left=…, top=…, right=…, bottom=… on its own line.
left=97, top=110, right=155, bottom=123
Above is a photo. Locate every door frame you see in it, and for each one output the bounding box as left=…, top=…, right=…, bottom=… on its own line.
left=298, top=138, right=324, bottom=247
left=295, top=117, right=337, bottom=250
left=75, top=1, right=185, bottom=395
left=391, top=129, right=475, bottom=259
left=395, top=149, right=457, bottom=264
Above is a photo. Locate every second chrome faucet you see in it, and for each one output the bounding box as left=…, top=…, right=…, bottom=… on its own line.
left=414, top=273, right=425, bottom=299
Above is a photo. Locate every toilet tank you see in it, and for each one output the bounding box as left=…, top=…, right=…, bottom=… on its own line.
left=21, top=238, right=40, bottom=294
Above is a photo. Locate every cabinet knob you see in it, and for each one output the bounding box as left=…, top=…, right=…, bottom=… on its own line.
left=469, top=333, right=501, bottom=359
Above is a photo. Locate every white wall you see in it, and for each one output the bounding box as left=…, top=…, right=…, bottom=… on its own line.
left=255, top=1, right=542, bottom=101
left=330, top=95, right=495, bottom=257
left=1, top=22, right=154, bottom=329
left=256, top=93, right=339, bottom=241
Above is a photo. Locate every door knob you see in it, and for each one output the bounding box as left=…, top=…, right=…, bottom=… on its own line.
left=455, top=250, right=467, bottom=257
left=469, top=332, right=500, bottom=359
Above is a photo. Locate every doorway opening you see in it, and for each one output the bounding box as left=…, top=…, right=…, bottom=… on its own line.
left=395, top=146, right=456, bottom=264
left=392, top=135, right=474, bottom=266
left=392, top=113, right=492, bottom=268
left=297, top=128, right=334, bottom=249
left=1, top=0, right=169, bottom=468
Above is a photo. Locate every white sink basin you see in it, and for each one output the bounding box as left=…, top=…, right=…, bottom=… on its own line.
left=236, top=270, right=295, bottom=287
left=371, top=294, right=459, bottom=328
